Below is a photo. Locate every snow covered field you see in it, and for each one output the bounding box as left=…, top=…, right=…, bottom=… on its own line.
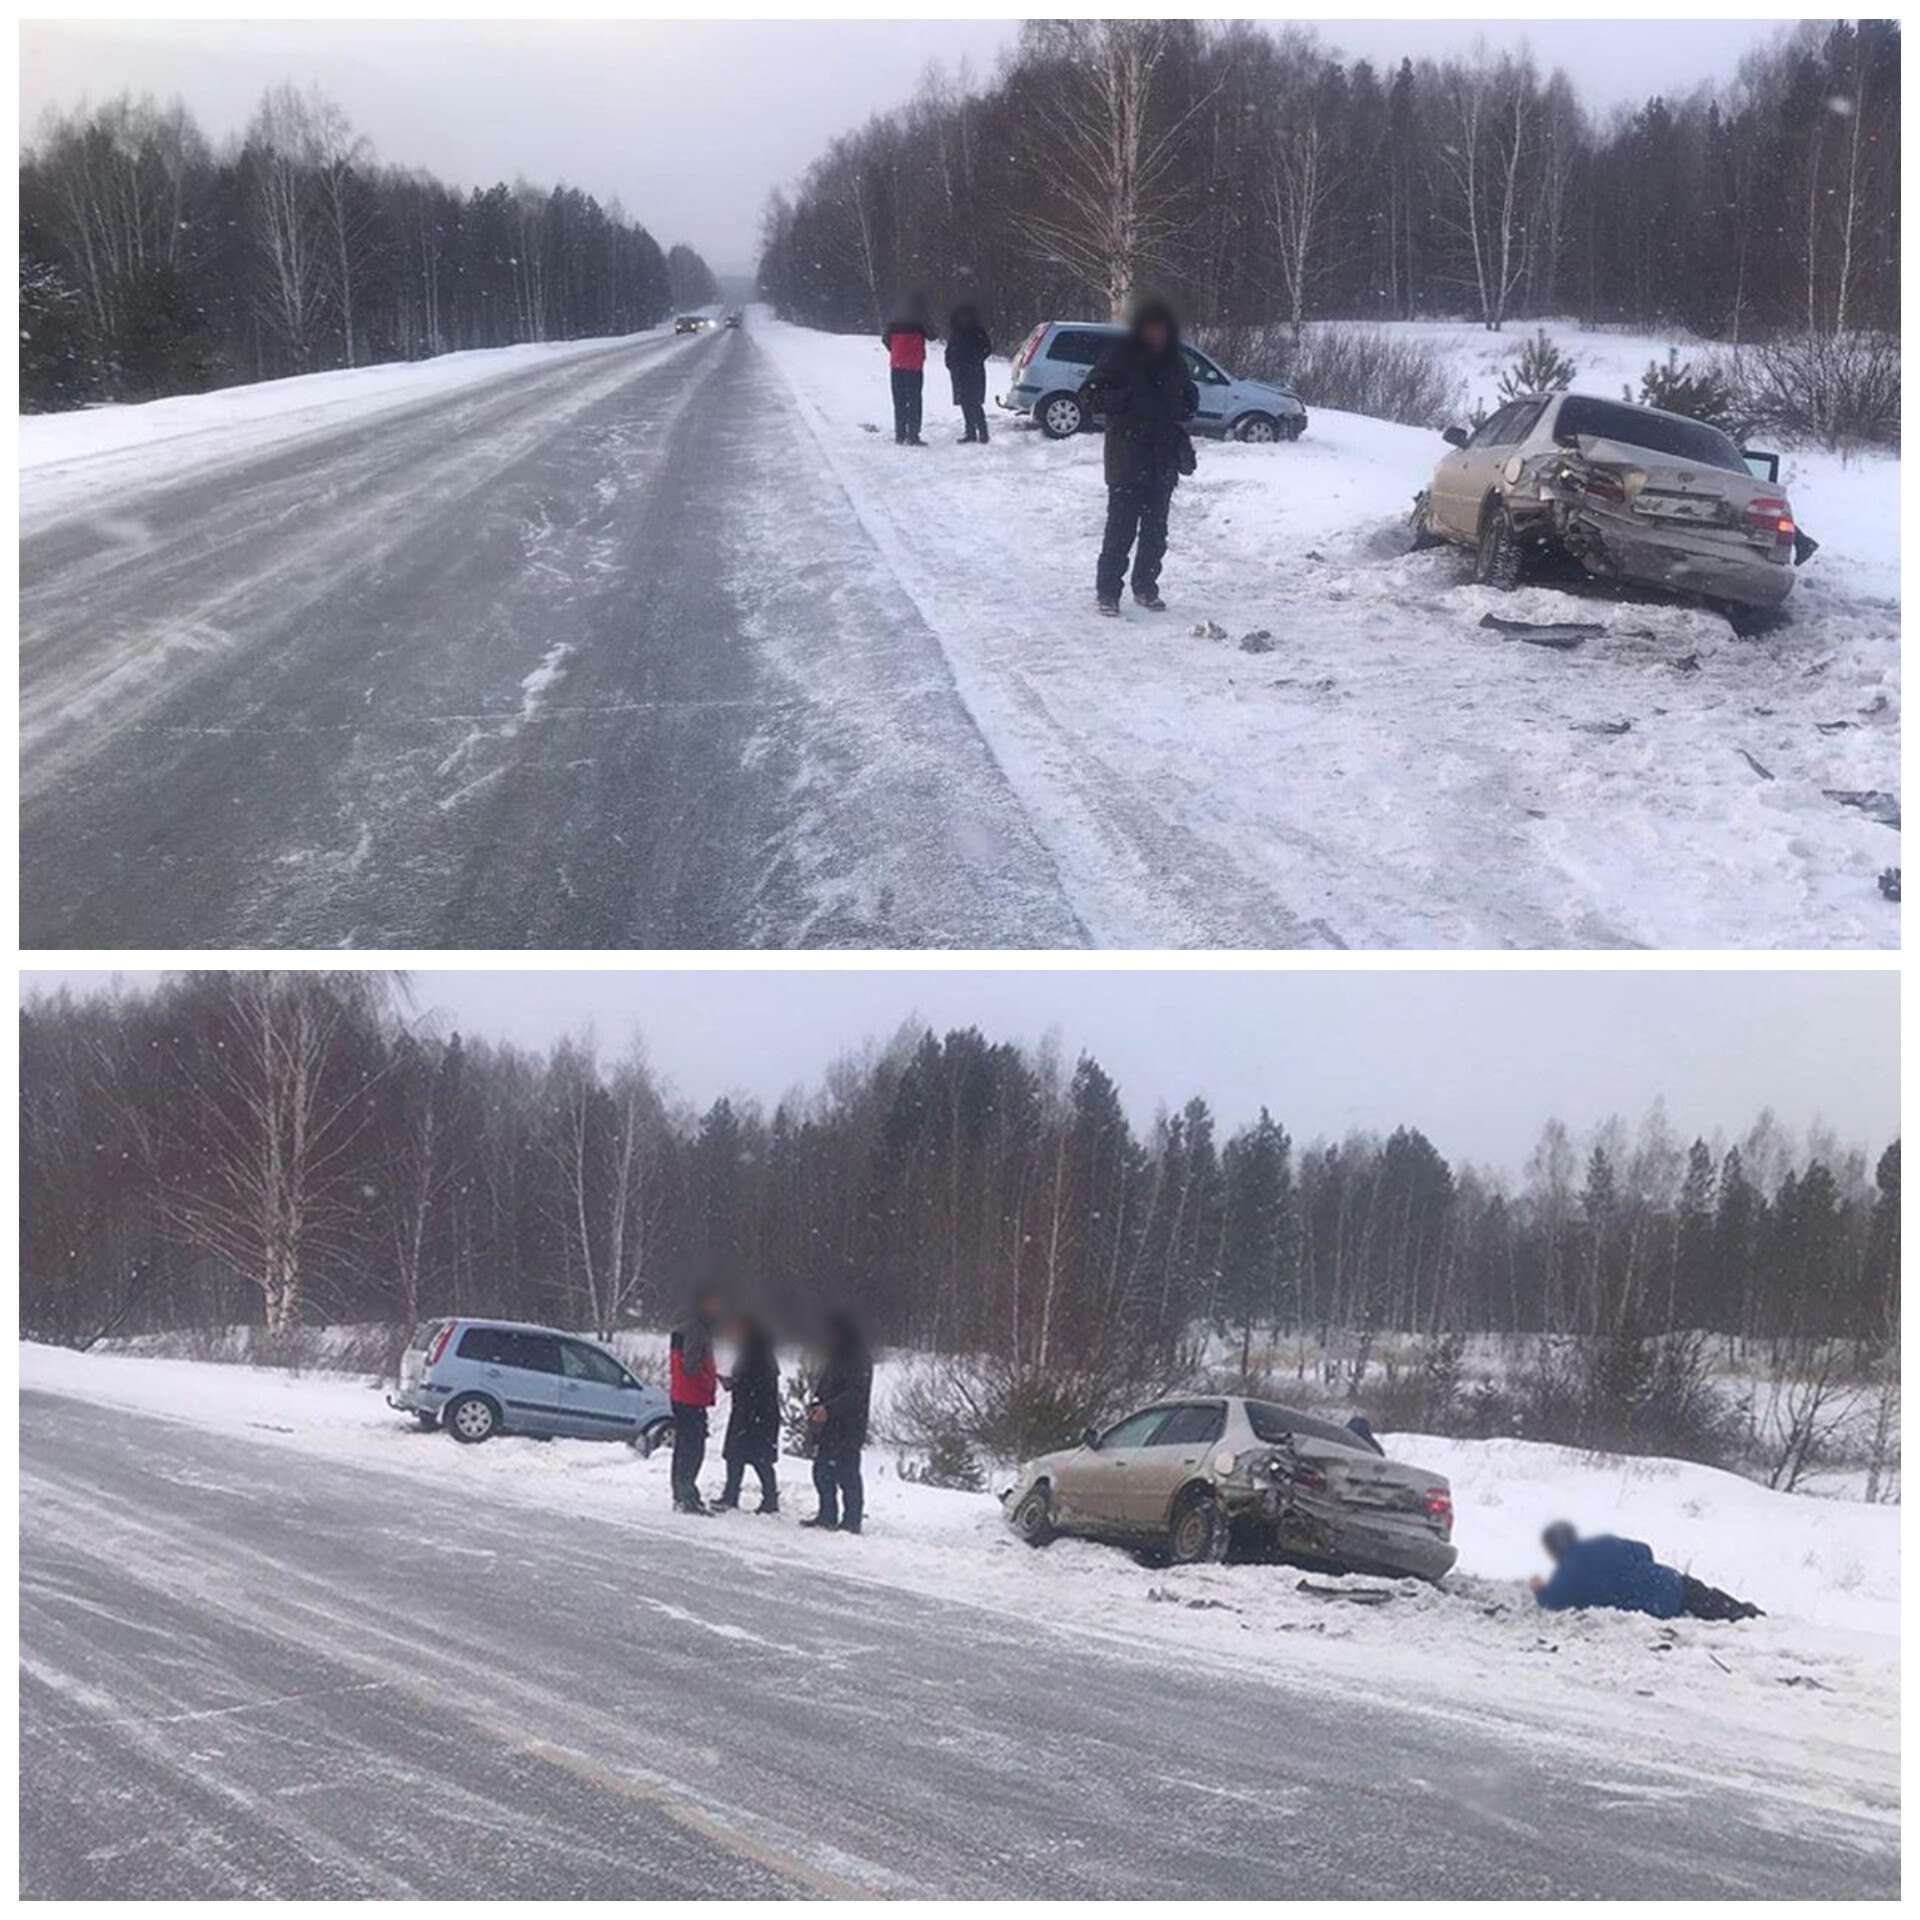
left=21, top=1341, right=1898, bottom=1823
left=18, top=329, right=662, bottom=531
left=756, top=316, right=1899, bottom=948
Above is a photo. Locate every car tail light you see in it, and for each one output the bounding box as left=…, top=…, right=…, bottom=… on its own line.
left=1011, top=324, right=1044, bottom=379
left=1291, top=1463, right=1327, bottom=1494
left=1425, top=1487, right=1453, bottom=1533
left=425, top=1320, right=454, bottom=1366
left=1744, top=496, right=1796, bottom=543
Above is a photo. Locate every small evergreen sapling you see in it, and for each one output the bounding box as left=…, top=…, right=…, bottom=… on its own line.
left=1497, top=329, right=1577, bottom=403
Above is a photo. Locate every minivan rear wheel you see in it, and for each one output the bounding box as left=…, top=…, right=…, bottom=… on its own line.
left=1037, top=392, right=1085, bottom=439
left=636, top=1417, right=674, bottom=1458
left=446, top=1392, right=500, bottom=1444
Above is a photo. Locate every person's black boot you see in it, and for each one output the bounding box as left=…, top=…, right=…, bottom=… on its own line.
left=757, top=1496, right=780, bottom=1515
left=1096, top=599, right=1121, bottom=618
left=1132, top=590, right=1167, bottom=612
left=799, top=1514, right=839, bottom=1531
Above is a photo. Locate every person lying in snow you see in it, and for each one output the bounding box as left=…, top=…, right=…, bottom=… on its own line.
left=1531, top=1521, right=1764, bottom=1622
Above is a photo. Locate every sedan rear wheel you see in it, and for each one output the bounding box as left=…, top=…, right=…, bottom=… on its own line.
left=446, top=1392, right=499, bottom=1444
left=1168, top=1488, right=1226, bottom=1565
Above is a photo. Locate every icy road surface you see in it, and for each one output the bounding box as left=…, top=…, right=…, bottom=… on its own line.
left=21, top=318, right=1898, bottom=947
left=21, top=1393, right=1896, bottom=1898
left=19, top=327, right=1080, bottom=949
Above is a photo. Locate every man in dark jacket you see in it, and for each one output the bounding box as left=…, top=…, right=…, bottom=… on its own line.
left=667, top=1288, right=723, bottom=1514
left=715, top=1313, right=780, bottom=1514
left=945, top=303, right=993, bottom=443
left=882, top=294, right=936, bottom=446
left=1532, top=1521, right=1764, bottom=1621
left=1081, top=298, right=1199, bottom=615
left=802, top=1310, right=872, bottom=1534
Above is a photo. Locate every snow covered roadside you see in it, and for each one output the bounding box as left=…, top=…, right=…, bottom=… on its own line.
left=19, top=329, right=662, bottom=530
left=753, top=317, right=1898, bottom=949
left=21, top=1342, right=1898, bottom=1823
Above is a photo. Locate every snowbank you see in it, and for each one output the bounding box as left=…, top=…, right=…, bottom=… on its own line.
left=19, top=330, right=660, bottom=528
left=755, top=316, right=1898, bottom=948
left=20, top=1342, right=1897, bottom=1816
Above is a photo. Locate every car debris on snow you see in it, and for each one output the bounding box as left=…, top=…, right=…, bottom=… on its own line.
left=1192, top=618, right=1228, bottom=640
left=1822, top=788, right=1900, bottom=828
left=1737, top=748, right=1775, bottom=781
left=1572, top=719, right=1633, bottom=736
left=1479, top=612, right=1607, bottom=645
left=1239, top=629, right=1275, bottom=652
left=1877, top=868, right=1900, bottom=901
left=1297, top=1580, right=1397, bottom=1606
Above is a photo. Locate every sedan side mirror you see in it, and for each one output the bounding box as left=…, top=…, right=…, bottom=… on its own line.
left=1441, top=425, right=1470, bottom=449
left=1080, top=1426, right=1100, bottom=1450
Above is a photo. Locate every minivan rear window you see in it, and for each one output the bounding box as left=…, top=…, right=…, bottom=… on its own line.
left=408, top=1319, right=443, bottom=1351
left=1553, top=395, right=1745, bottom=473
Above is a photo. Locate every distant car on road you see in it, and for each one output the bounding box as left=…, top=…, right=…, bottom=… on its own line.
left=1413, top=390, right=1807, bottom=609
left=1001, top=320, right=1307, bottom=443
left=1002, top=1395, right=1456, bottom=1578
left=391, top=1317, right=672, bottom=1449
left=723, top=311, right=743, bottom=329
left=674, top=314, right=705, bottom=335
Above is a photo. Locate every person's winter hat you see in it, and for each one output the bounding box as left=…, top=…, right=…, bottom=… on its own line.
left=1541, top=1520, right=1578, bottom=1560
left=1129, top=297, right=1180, bottom=345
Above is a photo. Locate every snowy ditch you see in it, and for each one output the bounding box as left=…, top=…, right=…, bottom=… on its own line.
left=20, top=1341, right=1898, bottom=1825
left=754, top=315, right=1898, bottom=948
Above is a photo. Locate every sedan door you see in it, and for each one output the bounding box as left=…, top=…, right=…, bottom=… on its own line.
left=1429, top=402, right=1527, bottom=537
left=555, top=1339, right=646, bottom=1439
left=1132, top=1401, right=1227, bottom=1529
left=1052, top=1406, right=1171, bottom=1533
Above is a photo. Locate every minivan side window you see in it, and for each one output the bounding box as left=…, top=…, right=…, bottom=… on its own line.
left=1146, top=1402, right=1226, bottom=1447
left=1047, top=328, right=1116, bottom=367
left=457, top=1326, right=508, bottom=1364
left=1179, top=346, right=1228, bottom=386
left=507, top=1333, right=563, bottom=1374
left=562, top=1341, right=628, bottom=1387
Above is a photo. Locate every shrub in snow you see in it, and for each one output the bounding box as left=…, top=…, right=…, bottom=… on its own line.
left=780, top=1362, right=821, bottom=1458
left=1198, top=322, right=1464, bottom=430
left=1633, top=348, right=1745, bottom=435
left=1718, top=330, right=1900, bottom=449
left=1497, top=329, right=1577, bottom=403
left=898, top=1428, right=987, bottom=1493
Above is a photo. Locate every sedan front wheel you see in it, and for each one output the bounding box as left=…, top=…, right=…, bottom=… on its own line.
left=1011, top=1485, right=1058, bottom=1548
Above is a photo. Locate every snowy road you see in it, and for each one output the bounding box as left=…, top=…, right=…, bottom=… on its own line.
left=21, top=1394, right=1896, bottom=1898
left=20, top=327, right=1080, bottom=948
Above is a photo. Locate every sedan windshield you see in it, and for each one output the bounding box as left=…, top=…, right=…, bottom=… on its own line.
left=1553, top=395, right=1746, bottom=474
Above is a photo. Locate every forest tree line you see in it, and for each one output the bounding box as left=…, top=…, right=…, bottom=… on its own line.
left=20, top=85, right=715, bottom=412
left=758, top=19, right=1899, bottom=348
left=20, top=975, right=1898, bottom=1386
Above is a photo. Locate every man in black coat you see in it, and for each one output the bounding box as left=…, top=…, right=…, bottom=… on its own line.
left=945, top=303, right=993, bottom=443
left=715, top=1314, right=781, bottom=1514
left=802, top=1310, right=872, bottom=1535
left=1081, top=298, right=1198, bottom=615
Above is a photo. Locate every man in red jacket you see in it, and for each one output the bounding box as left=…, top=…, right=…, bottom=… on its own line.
left=882, top=293, right=937, bottom=446
left=668, top=1288, right=724, bottom=1512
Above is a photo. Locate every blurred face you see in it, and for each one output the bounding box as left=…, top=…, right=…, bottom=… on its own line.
left=1141, top=317, right=1170, bottom=352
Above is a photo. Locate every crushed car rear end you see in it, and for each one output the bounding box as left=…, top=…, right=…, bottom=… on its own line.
left=1218, top=1411, right=1457, bottom=1581
left=1505, top=397, right=1808, bottom=609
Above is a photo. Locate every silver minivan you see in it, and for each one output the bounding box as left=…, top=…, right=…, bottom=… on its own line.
left=390, top=1317, right=673, bottom=1449
left=1001, top=320, right=1308, bottom=443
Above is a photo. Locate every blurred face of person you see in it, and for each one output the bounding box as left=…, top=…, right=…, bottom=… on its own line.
left=1141, top=317, right=1170, bottom=353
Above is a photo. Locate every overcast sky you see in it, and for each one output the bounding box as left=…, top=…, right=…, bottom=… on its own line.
left=22, top=969, right=1896, bottom=1169
left=20, top=20, right=1792, bottom=270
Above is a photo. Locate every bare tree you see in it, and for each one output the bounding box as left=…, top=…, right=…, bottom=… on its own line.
left=150, top=973, right=391, bottom=1343
left=310, top=94, right=373, bottom=367
left=1435, top=54, right=1537, bottom=331
left=1015, top=19, right=1216, bottom=319
left=246, top=86, right=330, bottom=371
